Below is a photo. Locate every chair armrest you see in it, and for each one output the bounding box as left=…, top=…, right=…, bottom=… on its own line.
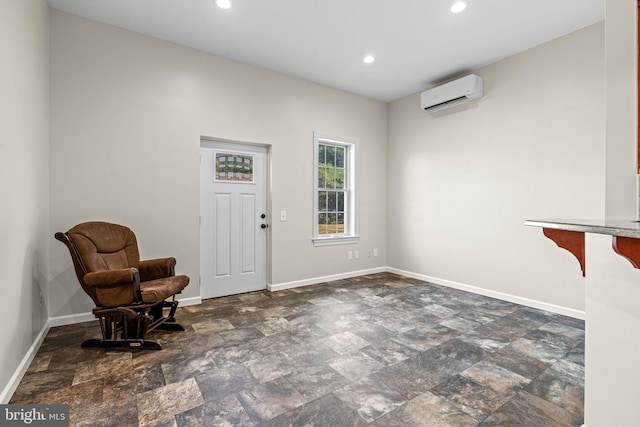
left=84, top=268, right=142, bottom=307
left=139, top=257, right=176, bottom=281
left=85, top=268, right=139, bottom=287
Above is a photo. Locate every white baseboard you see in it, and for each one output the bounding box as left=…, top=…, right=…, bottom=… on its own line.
left=0, top=321, right=50, bottom=404
left=387, top=267, right=585, bottom=320
left=48, top=296, right=202, bottom=328
left=269, top=267, right=388, bottom=292
left=49, top=312, right=95, bottom=328
left=177, top=296, right=202, bottom=307
left=271, top=266, right=583, bottom=319
left=43, top=268, right=585, bottom=327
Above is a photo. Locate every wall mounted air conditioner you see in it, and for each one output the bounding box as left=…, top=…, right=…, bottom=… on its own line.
left=420, top=74, right=484, bottom=113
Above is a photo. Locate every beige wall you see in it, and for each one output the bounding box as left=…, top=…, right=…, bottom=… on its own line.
left=604, top=0, right=637, bottom=219
left=585, top=1, right=638, bottom=425
left=387, top=23, right=605, bottom=314
left=0, top=0, right=50, bottom=401
left=49, top=11, right=388, bottom=319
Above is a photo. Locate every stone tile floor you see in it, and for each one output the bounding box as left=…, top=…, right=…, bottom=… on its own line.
left=10, top=273, right=584, bottom=426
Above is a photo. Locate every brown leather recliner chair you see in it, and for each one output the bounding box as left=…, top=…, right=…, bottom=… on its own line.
left=55, top=221, right=190, bottom=350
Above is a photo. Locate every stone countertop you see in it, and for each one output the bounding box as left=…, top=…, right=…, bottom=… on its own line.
left=525, top=219, right=640, bottom=239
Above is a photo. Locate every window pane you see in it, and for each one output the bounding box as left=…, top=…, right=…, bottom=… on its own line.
left=318, top=167, right=326, bottom=188
left=328, top=213, right=337, bottom=234
left=328, top=191, right=337, bottom=211
left=318, top=191, right=327, bottom=211
left=326, top=146, right=336, bottom=166
left=318, top=213, right=327, bottom=235
left=335, top=168, right=344, bottom=189
left=325, top=168, right=335, bottom=189
left=318, top=145, right=326, bottom=164
left=337, top=192, right=344, bottom=212
left=336, top=147, right=345, bottom=168
left=337, top=213, right=345, bottom=234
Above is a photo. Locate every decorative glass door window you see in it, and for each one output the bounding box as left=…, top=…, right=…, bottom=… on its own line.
left=214, top=152, right=254, bottom=183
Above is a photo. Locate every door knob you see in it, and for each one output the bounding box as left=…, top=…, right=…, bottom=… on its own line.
left=261, top=224, right=268, bottom=229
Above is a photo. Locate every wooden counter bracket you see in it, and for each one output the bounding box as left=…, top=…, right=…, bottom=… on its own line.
left=542, top=228, right=585, bottom=276
left=612, top=236, right=640, bottom=269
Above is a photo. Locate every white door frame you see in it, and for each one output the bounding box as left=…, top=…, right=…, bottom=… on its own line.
left=199, top=136, right=271, bottom=298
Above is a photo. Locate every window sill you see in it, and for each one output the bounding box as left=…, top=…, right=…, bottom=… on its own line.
left=312, top=235, right=360, bottom=247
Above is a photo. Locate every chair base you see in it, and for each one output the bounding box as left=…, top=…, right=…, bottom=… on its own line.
left=88, top=299, right=184, bottom=351
left=81, top=338, right=163, bottom=350
left=156, top=321, right=185, bottom=332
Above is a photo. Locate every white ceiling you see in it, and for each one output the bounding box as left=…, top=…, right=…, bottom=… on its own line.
left=46, top=0, right=604, bottom=102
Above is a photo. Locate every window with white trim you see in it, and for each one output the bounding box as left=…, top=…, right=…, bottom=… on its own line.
left=313, top=132, right=359, bottom=246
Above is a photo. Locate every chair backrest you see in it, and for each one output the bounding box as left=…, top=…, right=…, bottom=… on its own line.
left=55, top=222, right=141, bottom=306
left=68, top=222, right=140, bottom=272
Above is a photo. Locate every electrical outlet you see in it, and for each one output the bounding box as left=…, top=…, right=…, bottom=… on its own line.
left=368, top=249, right=372, bottom=257
left=354, top=250, right=359, bottom=259
left=373, top=249, right=378, bottom=257
left=348, top=251, right=353, bottom=260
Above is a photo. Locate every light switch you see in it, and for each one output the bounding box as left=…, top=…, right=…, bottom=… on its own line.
left=280, top=211, right=287, bottom=221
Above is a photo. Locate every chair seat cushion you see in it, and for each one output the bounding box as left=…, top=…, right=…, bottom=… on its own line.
left=140, top=275, right=189, bottom=302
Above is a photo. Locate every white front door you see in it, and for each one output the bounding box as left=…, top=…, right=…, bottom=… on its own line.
left=200, top=140, right=268, bottom=299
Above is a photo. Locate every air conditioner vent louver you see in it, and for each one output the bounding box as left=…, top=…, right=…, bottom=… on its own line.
left=423, top=96, right=468, bottom=112
left=421, top=74, right=484, bottom=113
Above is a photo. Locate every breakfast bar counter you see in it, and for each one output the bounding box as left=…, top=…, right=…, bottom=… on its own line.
left=525, top=218, right=640, bottom=238
left=525, top=218, right=640, bottom=275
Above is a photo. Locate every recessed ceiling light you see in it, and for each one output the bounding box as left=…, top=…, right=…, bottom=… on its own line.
left=363, top=55, right=375, bottom=64
left=216, top=0, right=231, bottom=9
left=450, top=1, right=467, bottom=13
